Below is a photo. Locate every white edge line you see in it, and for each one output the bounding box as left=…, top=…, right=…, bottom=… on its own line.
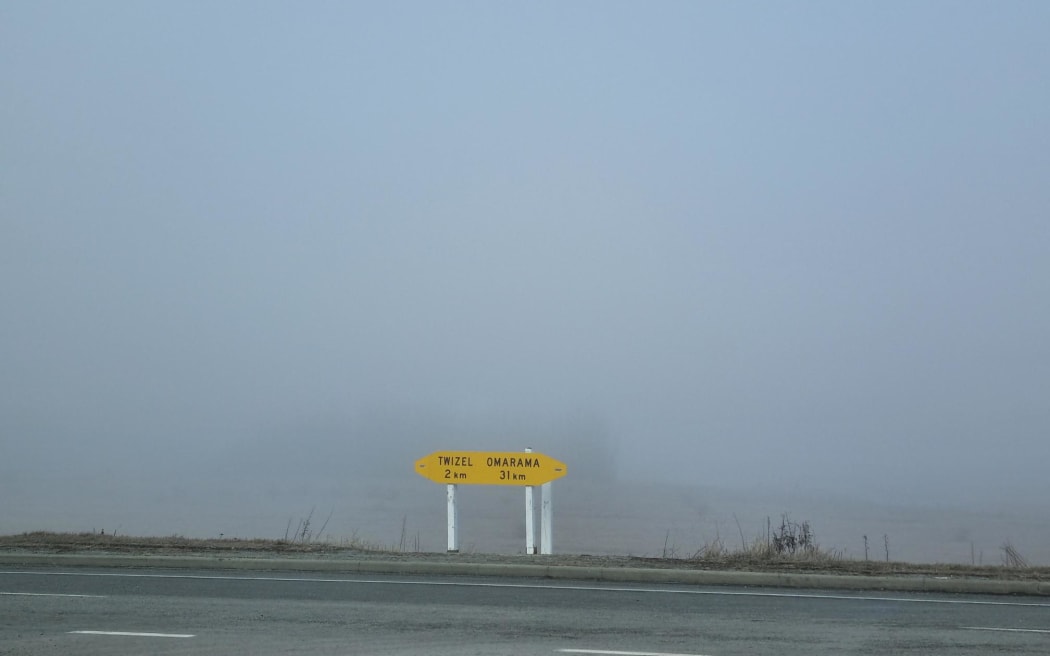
left=70, top=630, right=195, bottom=638
left=6, top=570, right=1048, bottom=608
left=1, top=592, right=105, bottom=598
left=961, top=626, right=1050, bottom=634
left=558, top=646, right=713, bottom=650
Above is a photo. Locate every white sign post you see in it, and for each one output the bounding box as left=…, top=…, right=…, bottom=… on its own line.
left=447, top=484, right=459, bottom=553
left=524, top=447, right=536, bottom=555
left=540, top=481, right=553, bottom=555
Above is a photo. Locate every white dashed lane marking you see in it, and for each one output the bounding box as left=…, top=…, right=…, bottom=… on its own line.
left=1, top=591, right=105, bottom=598
left=70, top=630, right=195, bottom=638
left=554, top=646, right=709, bottom=650
left=961, top=626, right=1050, bottom=634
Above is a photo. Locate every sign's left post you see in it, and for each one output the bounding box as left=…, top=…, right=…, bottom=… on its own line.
left=447, top=484, right=459, bottom=552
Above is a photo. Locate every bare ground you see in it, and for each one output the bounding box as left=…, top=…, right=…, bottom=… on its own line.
left=3, top=532, right=1048, bottom=582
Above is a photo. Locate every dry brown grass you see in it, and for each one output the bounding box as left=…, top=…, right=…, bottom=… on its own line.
left=635, top=534, right=1050, bottom=581
left=649, top=516, right=1050, bottom=582
left=0, top=531, right=392, bottom=555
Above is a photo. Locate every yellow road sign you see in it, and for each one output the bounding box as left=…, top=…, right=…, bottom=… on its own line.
left=414, top=451, right=568, bottom=486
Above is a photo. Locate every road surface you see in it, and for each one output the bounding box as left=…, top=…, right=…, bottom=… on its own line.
left=2, top=566, right=1048, bottom=655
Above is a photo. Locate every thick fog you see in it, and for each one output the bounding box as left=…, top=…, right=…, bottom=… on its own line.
left=3, top=3, right=1048, bottom=562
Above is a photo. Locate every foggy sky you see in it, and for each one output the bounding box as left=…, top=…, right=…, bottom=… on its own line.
left=3, top=1, right=1049, bottom=513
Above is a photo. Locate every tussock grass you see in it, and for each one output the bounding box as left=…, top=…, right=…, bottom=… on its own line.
left=674, top=536, right=845, bottom=568
left=651, top=516, right=1049, bottom=580
left=666, top=514, right=840, bottom=564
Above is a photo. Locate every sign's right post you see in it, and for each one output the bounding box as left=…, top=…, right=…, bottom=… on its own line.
left=540, top=481, right=553, bottom=555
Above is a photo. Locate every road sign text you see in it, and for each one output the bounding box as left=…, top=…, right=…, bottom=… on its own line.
left=415, top=450, right=568, bottom=486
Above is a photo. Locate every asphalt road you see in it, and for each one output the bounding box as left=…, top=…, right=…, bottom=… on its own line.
left=2, top=566, right=1049, bottom=655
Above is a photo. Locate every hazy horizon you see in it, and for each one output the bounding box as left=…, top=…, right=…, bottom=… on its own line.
left=3, top=2, right=1048, bottom=561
